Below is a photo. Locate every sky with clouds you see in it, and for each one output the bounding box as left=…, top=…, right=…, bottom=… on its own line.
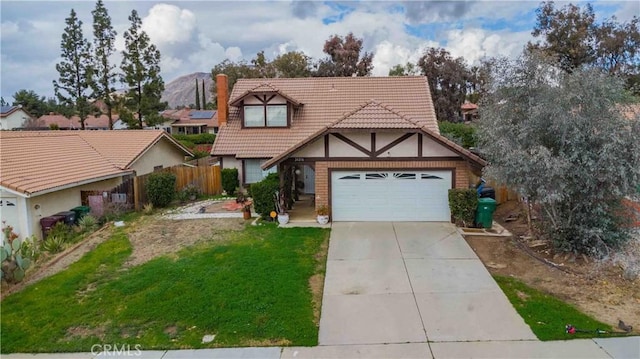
left=1, top=0, right=638, bottom=102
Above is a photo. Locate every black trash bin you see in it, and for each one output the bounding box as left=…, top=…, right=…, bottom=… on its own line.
left=54, top=211, right=77, bottom=226
left=40, top=215, right=65, bottom=239
left=70, top=206, right=91, bottom=223
left=479, top=187, right=496, bottom=200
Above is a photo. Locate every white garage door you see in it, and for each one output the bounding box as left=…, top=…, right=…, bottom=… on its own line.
left=0, top=197, right=20, bottom=239
left=331, top=170, right=452, bottom=221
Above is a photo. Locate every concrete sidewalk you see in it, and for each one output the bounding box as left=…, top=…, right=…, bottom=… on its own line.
left=4, top=337, right=639, bottom=358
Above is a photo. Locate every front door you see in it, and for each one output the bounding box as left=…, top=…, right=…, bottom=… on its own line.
left=304, top=165, right=315, bottom=194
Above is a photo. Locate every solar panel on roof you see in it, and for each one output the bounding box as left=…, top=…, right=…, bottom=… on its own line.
left=1, top=106, right=16, bottom=114
left=190, top=110, right=215, bottom=119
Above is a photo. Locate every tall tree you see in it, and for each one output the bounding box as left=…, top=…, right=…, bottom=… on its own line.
left=417, top=47, right=470, bottom=122
left=90, top=0, right=118, bottom=130
left=315, top=33, right=373, bottom=77
left=120, top=9, right=165, bottom=128
left=530, top=1, right=640, bottom=93
left=252, top=51, right=277, bottom=78
left=53, top=8, right=92, bottom=129
left=388, top=62, right=419, bottom=76
left=530, top=1, right=596, bottom=72
left=272, top=51, right=312, bottom=77
left=477, top=51, right=640, bottom=255
left=0, top=98, right=7, bottom=107
left=201, top=79, right=206, bottom=109
left=195, top=78, right=201, bottom=110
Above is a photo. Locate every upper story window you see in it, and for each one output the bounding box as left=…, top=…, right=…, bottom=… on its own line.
left=244, top=104, right=287, bottom=127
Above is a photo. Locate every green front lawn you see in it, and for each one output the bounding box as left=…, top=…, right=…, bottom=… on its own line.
left=494, top=276, right=617, bottom=341
left=1, top=223, right=329, bottom=353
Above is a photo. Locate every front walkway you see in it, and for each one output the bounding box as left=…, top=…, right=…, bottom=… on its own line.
left=319, top=222, right=536, bottom=345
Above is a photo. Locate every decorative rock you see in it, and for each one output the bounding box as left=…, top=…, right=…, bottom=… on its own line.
left=202, top=334, right=216, bottom=343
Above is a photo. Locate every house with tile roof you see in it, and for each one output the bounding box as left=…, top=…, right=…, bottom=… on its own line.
left=38, top=113, right=129, bottom=130
left=0, top=130, right=193, bottom=239
left=461, top=101, right=479, bottom=122
left=211, top=74, right=486, bottom=222
left=160, top=108, right=219, bottom=134
left=1, top=106, right=34, bottom=130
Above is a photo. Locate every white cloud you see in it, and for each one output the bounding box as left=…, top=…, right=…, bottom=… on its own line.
left=225, top=47, right=243, bottom=62
left=161, top=56, right=183, bottom=75
left=445, top=28, right=532, bottom=65
left=141, top=4, right=196, bottom=45
left=372, top=41, right=436, bottom=76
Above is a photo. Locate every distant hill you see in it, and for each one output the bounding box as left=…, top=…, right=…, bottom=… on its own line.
left=161, top=72, right=213, bottom=109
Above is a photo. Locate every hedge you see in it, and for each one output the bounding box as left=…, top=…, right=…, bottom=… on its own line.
left=172, top=133, right=216, bottom=144
left=439, top=121, right=477, bottom=148
left=146, top=172, right=177, bottom=207
left=448, top=188, right=478, bottom=227
left=221, top=168, right=239, bottom=196
left=250, top=173, right=280, bottom=218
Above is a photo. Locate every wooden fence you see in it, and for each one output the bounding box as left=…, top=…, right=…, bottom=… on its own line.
left=468, top=172, right=520, bottom=205
left=133, top=165, right=222, bottom=210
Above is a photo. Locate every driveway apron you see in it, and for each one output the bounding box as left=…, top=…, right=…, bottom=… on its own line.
left=318, top=222, right=536, bottom=345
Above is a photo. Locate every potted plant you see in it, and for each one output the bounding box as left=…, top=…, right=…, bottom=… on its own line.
left=277, top=211, right=289, bottom=224
left=242, top=203, right=252, bottom=220
left=316, top=205, right=330, bottom=224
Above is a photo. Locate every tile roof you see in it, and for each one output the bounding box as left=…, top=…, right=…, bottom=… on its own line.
left=212, top=76, right=439, bottom=158
left=0, top=131, right=131, bottom=196
left=39, top=113, right=121, bottom=129
left=461, top=102, right=479, bottom=110
left=330, top=101, right=423, bottom=129
left=72, top=130, right=193, bottom=168
left=0, top=130, right=193, bottom=196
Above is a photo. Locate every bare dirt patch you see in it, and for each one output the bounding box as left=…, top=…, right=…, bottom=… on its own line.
left=64, top=325, right=106, bottom=341
left=124, top=216, right=245, bottom=267
left=465, top=200, right=640, bottom=334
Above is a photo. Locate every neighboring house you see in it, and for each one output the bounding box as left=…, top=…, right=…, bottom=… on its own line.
left=160, top=108, right=219, bottom=134
left=0, top=106, right=34, bottom=130
left=461, top=102, right=479, bottom=122
left=38, top=113, right=127, bottom=130
left=0, top=130, right=193, bottom=239
left=211, top=74, right=486, bottom=222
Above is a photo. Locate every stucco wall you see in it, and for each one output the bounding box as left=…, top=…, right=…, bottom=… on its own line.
left=26, top=177, right=122, bottom=240
left=328, top=135, right=368, bottom=157
left=295, top=138, right=324, bottom=157
left=243, top=94, right=287, bottom=105
left=130, top=138, right=186, bottom=175
left=423, top=136, right=458, bottom=156
left=1, top=110, right=30, bottom=130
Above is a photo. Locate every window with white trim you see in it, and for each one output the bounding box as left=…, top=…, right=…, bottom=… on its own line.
left=244, top=159, right=277, bottom=184
left=244, top=105, right=288, bottom=127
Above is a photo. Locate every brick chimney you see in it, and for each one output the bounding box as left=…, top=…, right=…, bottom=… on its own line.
left=216, top=74, right=229, bottom=127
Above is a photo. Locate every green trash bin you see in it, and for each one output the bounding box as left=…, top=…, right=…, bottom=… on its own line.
left=70, top=206, right=91, bottom=223
left=476, top=198, right=497, bottom=229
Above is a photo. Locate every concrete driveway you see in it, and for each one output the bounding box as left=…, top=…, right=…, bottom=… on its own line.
left=318, top=222, right=537, bottom=345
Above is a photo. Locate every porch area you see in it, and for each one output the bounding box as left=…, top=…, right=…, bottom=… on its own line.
left=279, top=194, right=331, bottom=228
